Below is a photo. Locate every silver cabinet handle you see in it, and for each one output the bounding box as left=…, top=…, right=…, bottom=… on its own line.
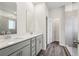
left=73, top=42, right=79, bottom=44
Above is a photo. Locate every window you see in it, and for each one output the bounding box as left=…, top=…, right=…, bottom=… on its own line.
left=8, top=20, right=15, bottom=29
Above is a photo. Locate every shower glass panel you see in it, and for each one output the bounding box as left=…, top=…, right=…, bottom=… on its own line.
left=65, top=10, right=78, bottom=47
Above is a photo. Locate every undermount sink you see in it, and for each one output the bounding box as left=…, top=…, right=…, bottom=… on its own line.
left=0, top=39, right=5, bottom=42
left=0, top=37, right=24, bottom=42
left=12, top=38, right=23, bottom=39
left=8, top=42, right=15, bottom=44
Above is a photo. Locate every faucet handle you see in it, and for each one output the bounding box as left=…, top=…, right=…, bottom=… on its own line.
left=1, top=31, right=6, bottom=35
left=7, top=31, right=11, bottom=34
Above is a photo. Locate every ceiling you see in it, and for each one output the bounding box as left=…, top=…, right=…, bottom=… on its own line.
left=0, top=2, right=16, bottom=13
left=0, top=2, right=72, bottom=13
left=46, top=2, right=71, bottom=10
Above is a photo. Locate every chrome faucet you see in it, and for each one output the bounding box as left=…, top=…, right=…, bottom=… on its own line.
left=4, top=31, right=11, bottom=39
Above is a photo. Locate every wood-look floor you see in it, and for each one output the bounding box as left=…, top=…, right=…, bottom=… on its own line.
left=38, top=42, right=71, bottom=56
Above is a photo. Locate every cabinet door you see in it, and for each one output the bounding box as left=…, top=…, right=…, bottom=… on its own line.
left=22, top=45, right=30, bottom=56
left=31, top=38, right=36, bottom=56
left=10, top=45, right=30, bottom=56
left=10, top=50, right=22, bottom=56
left=36, top=35, right=43, bottom=55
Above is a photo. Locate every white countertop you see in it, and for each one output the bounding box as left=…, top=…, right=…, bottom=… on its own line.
left=0, top=33, right=42, bottom=50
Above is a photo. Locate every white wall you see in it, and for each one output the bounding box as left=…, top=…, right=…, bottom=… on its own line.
left=26, top=2, right=35, bottom=32
left=17, top=2, right=27, bottom=35
left=17, top=2, right=35, bottom=34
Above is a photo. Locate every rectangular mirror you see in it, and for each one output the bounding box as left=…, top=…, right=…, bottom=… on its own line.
left=0, top=2, right=17, bottom=35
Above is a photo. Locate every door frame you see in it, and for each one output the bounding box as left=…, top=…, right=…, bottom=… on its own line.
left=46, top=16, right=48, bottom=48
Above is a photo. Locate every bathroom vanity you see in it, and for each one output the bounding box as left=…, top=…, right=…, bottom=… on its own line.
left=0, top=33, right=43, bottom=56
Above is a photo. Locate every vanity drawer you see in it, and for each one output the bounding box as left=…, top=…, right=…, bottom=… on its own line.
left=0, top=39, right=30, bottom=56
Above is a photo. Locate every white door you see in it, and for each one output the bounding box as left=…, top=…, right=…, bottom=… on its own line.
left=47, top=17, right=53, bottom=44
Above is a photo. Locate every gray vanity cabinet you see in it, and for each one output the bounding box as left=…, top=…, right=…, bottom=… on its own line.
left=0, top=34, right=43, bottom=56
left=0, top=39, right=30, bottom=56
